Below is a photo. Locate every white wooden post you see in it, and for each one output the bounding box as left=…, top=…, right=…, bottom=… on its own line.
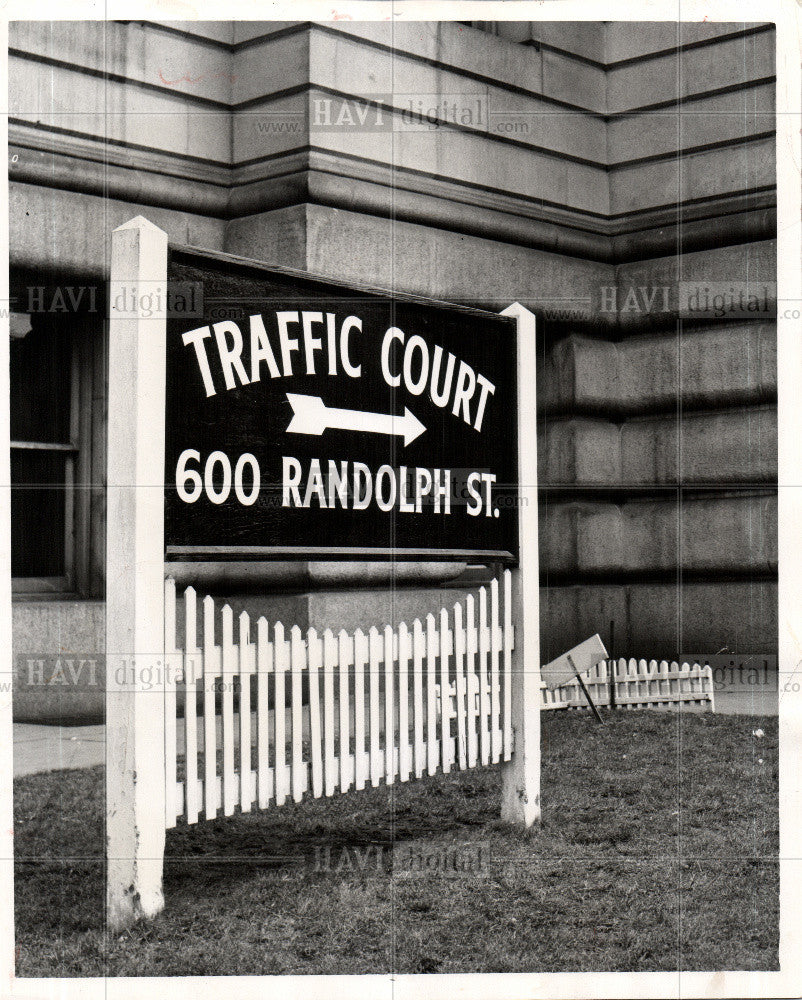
left=105, top=217, right=169, bottom=929
left=0, top=199, right=14, bottom=982
left=499, top=302, right=541, bottom=827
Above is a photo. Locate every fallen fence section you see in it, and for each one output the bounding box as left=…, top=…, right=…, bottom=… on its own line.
left=542, top=658, right=715, bottom=714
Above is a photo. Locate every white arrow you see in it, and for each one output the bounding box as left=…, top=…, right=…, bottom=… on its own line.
left=285, top=393, right=426, bottom=446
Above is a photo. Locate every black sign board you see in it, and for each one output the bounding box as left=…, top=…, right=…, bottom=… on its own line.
left=165, top=246, right=519, bottom=562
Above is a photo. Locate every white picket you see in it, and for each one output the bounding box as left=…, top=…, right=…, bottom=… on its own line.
left=453, top=601, right=467, bottom=770
left=221, top=605, right=237, bottom=816
left=631, top=659, right=642, bottom=706
left=465, top=595, right=478, bottom=769
left=669, top=661, right=680, bottom=702
left=239, top=611, right=253, bottom=812
left=502, top=570, right=513, bottom=761
left=439, top=607, right=453, bottom=774
left=338, top=630, right=352, bottom=793
left=426, top=613, right=438, bottom=777
left=547, top=653, right=715, bottom=714
left=478, top=587, right=490, bottom=766
left=368, top=627, right=382, bottom=787
left=489, top=578, right=501, bottom=763
left=705, top=664, right=716, bottom=712
left=256, top=616, right=272, bottom=809
left=412, top=618, right=425, bottom=779
left=323, top=629, right=337, bottom=797
left=658, top=661, right=668, bottom=703
left=657, top=659, right=668, bottom=702
left=646, top=659, right=658, bottom=703
left=290, top=626, right=305, bottom=804
left=202, top=595, right=217, bottom=820
left=354, top=629, right=368, bottom=789
left=384, top=625, right=395, bottom=785
left=163, top=579, right=178, bottom=828
left=163, top=574, right=720, bottom=835
left=274, top=622, right=288, bottom=806
left=308, top=628, right=323, bottom=798
left=184, top=586, right=200, bottom=825
left=398, top=622, right=411, bottom=781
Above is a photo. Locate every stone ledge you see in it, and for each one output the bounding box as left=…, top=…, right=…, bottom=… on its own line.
left=539, top=406, right=777, bottom=486
left=539, top=321, right=776, bottom=414
left=542, top=578, right=777, bottom=662
left=9, top=116, right=775, bottom=266
left=540, top=493, right=777, bottom=576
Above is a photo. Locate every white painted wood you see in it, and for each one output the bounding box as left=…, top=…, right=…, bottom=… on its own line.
left=184, top=586, right=200, bottom=824
left=542, top=635, right=608, bottom=690
left=412, top=618, right=425, bottom=778
left=489, top=578, right=501, bottom=763
left=323, top=629, right=337, bottom=796
left=163, top=579, right=178, bottom=828
left=290, top=625, right=305, bottom=804
left=105, top=217, right=169, bottom=930
left=503, top=570, right=513, bottom=761
left=369, top=627, right=382, bottom=787
left=308, top=628, right=324, bottom=798
left=658, top=659, right=669, bottom=700
left=705, top=664, right=716, bottom=713
left=338, top=630, right=352, bottom=793
left=500, top=302, right=541, bottom=827
left=354, top=629, right=369, bottom=789
left=398, top=621, right=412, bottom=782
left=0, top=246, right=13, bottom=978
left=274, top=622, right=288, bottom=806
left=426, top=613, right=438, bottom=776
left=256, top=617, right=272, bottom=809
left=544, top=655, right=714, bottom=714
left=439, top=607, right=453, bottom=773
left=384, top=625, right=395, bottom=784
left=647, top=659, right=658, bottom=701
left=153, top=581, right=724, bottom=836
left=465, top=595, right=478, bottom=769
left=202, top=595, right=218, bottom=820
left=221, top=605, right=237, bottom=816
left=239, top=612, right=253, bottom=812
left=477, top=587, right=490, bottom=767
left=454, top=601, right=467, bottom=769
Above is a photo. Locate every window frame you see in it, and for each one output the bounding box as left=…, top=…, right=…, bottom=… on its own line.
left=10, top=322, right=91, bottom=597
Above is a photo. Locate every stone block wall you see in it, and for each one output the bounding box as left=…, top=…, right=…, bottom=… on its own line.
left=8, top=19, right=777, bottom=712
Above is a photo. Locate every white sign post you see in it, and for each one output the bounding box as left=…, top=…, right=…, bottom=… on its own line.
left=106, top=217, right=169, bottom=930
left=499, top=302, right=542, bottom=828
left=103, top=227, right=542, bottom=928
left=0, top=204, right=14, bottom=983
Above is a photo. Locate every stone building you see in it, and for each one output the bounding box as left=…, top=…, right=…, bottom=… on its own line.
left=8, top=19, right=777, bottom=719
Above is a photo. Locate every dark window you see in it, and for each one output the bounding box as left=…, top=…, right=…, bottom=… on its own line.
left=10, top=313, right=78, bottom=589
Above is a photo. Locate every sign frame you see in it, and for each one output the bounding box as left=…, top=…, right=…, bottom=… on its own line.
left=104, top=217, right=541, bottom=930
left=164, top=242, right=521, bottom=565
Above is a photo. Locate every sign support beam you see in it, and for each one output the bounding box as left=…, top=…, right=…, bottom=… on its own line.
left=105, top=217, right=169, bottom=930
left=0, top=137, right=14, bottom=984
left=499, top=302, right=541, bottom=828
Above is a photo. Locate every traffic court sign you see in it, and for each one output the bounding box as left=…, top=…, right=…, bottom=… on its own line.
left=165, top=246, right=520, bottom=562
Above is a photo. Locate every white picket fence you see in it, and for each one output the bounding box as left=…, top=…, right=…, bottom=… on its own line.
left=163, top=571, right=514, bottom=829
left=542, top=657, right=715, bottom=713
left=162, top=572, right=716, bottom=829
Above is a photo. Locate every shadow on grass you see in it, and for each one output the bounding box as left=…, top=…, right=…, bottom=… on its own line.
left=14, top=710, right=780, bottom=976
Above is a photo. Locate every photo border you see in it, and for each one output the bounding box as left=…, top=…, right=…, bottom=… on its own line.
left=1, top=2, right=799, bottom=997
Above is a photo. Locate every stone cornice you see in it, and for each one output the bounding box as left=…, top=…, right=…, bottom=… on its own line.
left=9, top=120, right=776, bottom=266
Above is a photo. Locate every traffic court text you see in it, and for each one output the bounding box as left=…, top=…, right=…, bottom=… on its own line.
left=181, top=311, right=496, bottom=432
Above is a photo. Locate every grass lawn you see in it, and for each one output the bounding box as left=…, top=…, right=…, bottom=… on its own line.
left=14, top=710, right=778, bottom=976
